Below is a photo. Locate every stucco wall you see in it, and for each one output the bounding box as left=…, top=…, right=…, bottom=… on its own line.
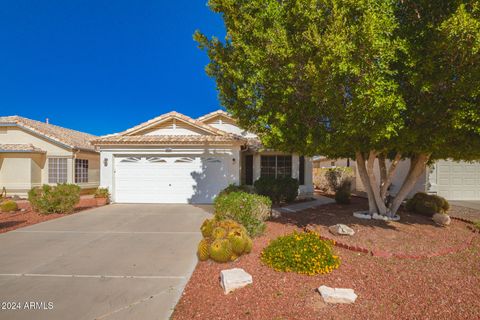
left=0, top=126, right=99, bottom=196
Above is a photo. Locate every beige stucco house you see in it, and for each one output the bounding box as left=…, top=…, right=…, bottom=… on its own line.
left=93, top=110, right=313, bottom=204
left=0, top=116, right=100, bottom=197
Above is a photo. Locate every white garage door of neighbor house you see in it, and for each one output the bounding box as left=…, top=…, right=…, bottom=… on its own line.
left=436, top=160, right=480, bottom=200
left=114, top=156, right=229, bottom=203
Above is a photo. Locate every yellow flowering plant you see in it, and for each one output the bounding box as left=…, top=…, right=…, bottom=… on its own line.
left=261, top=231, right=340, bottom=276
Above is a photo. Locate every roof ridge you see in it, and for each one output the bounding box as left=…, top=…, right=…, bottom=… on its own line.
left=0, top=115, right=97, bottom=151
left=118, top=111, right=231, bottom=137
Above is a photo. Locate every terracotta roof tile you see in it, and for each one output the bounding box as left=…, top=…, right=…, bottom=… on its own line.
left=196, top=109, right=234, bottom=122
left=121, top=111, right=229, bottom=136
left=0, top=143, right=45, bottom=153
left=0, top=116, right=97, bottom=152
left=92, top=135, right=244, bottom=145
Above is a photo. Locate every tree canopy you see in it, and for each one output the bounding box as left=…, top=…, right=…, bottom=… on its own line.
left=195, top=0, right=480, bottom=216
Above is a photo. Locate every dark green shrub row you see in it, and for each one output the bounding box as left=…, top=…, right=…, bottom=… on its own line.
left=28, top=184, right=80, bottom=214
left=405, top=192, right=449, bottom=217
left=254, top=176, right=299, bottom=204
left=214, top=191, right=272, bottom=237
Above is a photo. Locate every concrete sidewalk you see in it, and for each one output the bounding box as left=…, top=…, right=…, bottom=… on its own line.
left=273, top=195, right=335, bottom=215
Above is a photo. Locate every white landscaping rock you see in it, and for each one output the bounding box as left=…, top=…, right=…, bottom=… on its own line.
left=329, top=224, right=355, bottom=236
left=353, top=211, right=372, bottom=220
left=370, top=213, right=401, bottom=222
left=318, top=285, right=358, bottom=304
left=220, top=268, right=253, bottom=294
left=433, top=213, right=451, bottom=226
left=372, top=213, right=389, bottom=221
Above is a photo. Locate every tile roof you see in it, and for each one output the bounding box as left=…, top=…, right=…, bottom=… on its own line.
left=0, top=116, right=97, bottom=152
left=92, top=135, right=244, bottom=145
left=120, top=111, right=229, bottom=136
left=93, top=111, right=247, bottom=145
left=196, top=109, right=235, bottom=122
left=0, top=144, right=45, bottom=153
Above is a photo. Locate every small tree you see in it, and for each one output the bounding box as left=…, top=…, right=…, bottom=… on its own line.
left=195, top=0, right=480, bottom=217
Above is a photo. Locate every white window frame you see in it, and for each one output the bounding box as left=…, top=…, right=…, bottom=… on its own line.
left=48, top=158, right=68, bottom=184
left=75, top=159, right=89, bottom=183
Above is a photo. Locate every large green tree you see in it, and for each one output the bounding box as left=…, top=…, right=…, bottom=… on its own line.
left=195, top=0, right=480, bottom=217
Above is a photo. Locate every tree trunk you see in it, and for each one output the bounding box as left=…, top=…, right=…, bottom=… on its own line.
left=366, top=151, right=388, bottom=215
left=355, top=151, right=378, bottom=214
left=389, top=153, right=430, bottom=215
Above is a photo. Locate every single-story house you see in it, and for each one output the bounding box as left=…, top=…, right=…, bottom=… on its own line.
left=0, top=116, right=100, bottom=197
left=92, top=110, right=314, bottom=204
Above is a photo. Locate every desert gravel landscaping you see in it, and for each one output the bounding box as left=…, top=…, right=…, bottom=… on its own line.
left=172, top=198, right=480, bottom=320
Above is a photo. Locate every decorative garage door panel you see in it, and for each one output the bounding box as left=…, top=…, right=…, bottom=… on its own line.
left=114, top=156, right=228, bottom=203
left=435, top=160, right=480, bottom=200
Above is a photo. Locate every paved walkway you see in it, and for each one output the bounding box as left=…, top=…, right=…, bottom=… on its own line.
left=273, top=195, right=335, bottom=215
left=450, top=201, right=480, bottom=211
left=0, top=204, right=211, bottom=320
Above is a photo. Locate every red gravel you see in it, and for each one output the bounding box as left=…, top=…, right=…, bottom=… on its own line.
left=0, top=201, right=101, bottom=234
left=280, top=197, right=474, bottom=256
left=173, top=199, right=480, bottom=320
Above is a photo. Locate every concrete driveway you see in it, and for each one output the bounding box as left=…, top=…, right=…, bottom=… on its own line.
left=0, top=204, right=211, bottom=320
left=450, top=201, right=480, bottom=211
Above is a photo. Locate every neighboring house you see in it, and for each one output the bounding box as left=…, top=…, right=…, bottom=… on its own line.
left=321, top=156, right=480, bottom=201
left=312, top=156, right=355, bottom=169
left=92, top=110, right=313, bottom=204
left=0, top=116, right=100, bottom=197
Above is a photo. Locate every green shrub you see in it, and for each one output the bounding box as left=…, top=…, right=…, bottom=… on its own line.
left=261, top=231, right=340, bottom=275
left=254, top=176, right=299, bottom=204
left=196, top=218, right=253, bottom=263
left=214, top=191, right=271, bottom=237
left=94, top=187, right=110, bottom=200
left=253, top=176, right=279, bottom=203
left=405, top=192, right=449, bottom=217
left=335, top=189, right=351, bottom=204
left=313, top=167, right=355, bottom=192
left=28, top=184, right=80, bottom=214
left=218, top=184, right=252, bottom=197
left=278, top=177, right=300, bottom=203
left=1, top=200, right=18, bottom=212
left=325, top=169, right=342, bottom=192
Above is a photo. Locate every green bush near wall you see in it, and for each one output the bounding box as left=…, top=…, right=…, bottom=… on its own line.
left=214, top=191, right=272, bottom=237
left=313, top=167, right=354, bottom=192
left=28, top=184, right=81, bottom=214
left=254, top=176, right=299, bottom=204
left=405, top=192, right=450, bottom=217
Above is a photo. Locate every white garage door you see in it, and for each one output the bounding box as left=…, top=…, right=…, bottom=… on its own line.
left=114, top=156, right=229, bottom=203
left=436, top=160, right=480, bottom=200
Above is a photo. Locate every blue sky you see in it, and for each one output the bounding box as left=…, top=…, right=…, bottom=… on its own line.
left=0, top=1, right=226, bottom=135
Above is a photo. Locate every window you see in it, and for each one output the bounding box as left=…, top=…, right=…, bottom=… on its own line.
left=75, top=159, right=89, bottom=183
left=299, top=156, right=305, bottom=185
left=260, top=155, right=292, bottom=178
left=48, top=158, right=68, bottom=183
